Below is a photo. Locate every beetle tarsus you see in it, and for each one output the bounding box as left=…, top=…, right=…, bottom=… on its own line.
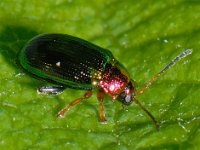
left=100, top=119, right=108, bottom=124
left=57, top=113, right=64, bottom=118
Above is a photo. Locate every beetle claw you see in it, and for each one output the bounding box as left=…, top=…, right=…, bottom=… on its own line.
left=100, top=120, right=107, bottom=124
left=57, top=113, right=64, bottom=118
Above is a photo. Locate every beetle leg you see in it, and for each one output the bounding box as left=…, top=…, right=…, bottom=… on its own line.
left=37, top=86, right=65, bottom=95
left=97, top=90, right=107, bottom=124
left=57, top=90, right=92, bottom=118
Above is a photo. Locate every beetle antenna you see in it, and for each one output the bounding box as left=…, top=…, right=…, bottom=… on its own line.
left=137, top=49, right=192, bottom=95
left=134, top=98, right=160, bottom=130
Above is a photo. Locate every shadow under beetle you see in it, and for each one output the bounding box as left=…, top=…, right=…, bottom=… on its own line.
left=18, top=34, right=192, bottom=130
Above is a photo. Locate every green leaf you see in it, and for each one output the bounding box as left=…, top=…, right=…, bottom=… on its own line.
left=0, top=0, right=199, bottom=149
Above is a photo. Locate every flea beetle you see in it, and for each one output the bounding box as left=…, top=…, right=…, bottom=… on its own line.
left=18, top=34, right=192, bottom=130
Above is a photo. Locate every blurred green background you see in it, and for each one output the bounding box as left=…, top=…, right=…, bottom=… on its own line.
left=0, top=0, right=199, bottom=149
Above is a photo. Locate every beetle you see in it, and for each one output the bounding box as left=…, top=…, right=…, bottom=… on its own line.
left=18, top=33, right=192, bottom=130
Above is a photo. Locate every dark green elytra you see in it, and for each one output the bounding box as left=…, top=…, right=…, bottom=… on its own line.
left=18, top=34, right=115, bottom=89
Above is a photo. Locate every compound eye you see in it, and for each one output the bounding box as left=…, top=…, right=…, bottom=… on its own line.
left=124, top=95, right=132, bottom=105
